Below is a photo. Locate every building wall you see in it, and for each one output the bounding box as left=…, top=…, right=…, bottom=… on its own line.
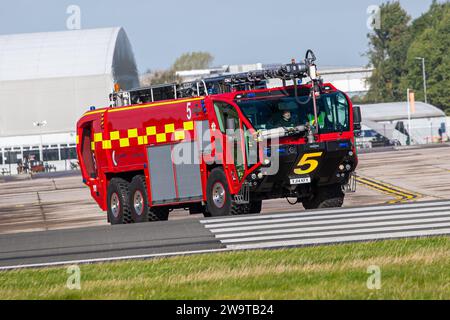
left=0, top=132, right=77, bottom=174
left=0, top=74, right=113, bottom=137
left=320, top=69, right=372, bottom=97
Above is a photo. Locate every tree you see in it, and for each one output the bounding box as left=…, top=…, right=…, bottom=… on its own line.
left=141, top=51, right=214, bottom=86
left=172, top=52, right=214, bottom=71
left=401, top=1, right=449, bottom=110
left=366, top=1, right=412, bottom=102
left=365, top=1, right=449, bottom=110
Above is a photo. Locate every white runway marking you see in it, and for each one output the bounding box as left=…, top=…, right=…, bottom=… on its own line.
left=0, top=248, right=231, bottom=271
left=202, top=201, right=450, bottom=249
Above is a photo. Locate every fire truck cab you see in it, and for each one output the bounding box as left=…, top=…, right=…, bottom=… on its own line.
left=77, top=50, right=361, bottom=224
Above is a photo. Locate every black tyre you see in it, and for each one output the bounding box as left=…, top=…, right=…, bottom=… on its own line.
left=129, top=175, right=150, bottom=223
left=149, top=206, right=169, bottom=221
left=129, top=175, right=169, bottom=222
left=107, top=178, right=132, bottom=225
left=206, top=168, right=242, bottom=216
left=302, top=184, right=344, bottom=210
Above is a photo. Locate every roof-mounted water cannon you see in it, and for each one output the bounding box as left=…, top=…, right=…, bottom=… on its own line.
left=304, top=49, right=318, bottom=81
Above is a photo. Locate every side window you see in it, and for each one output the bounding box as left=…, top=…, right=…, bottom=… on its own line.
left=213, top=101, right=239, bottom=133
left=213, top=101, right=245, bottom=179
left=336, top=93, right=349, bottom=129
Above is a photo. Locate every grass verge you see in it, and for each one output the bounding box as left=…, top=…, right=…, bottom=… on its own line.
left=0, top=236, right=449, bottom=299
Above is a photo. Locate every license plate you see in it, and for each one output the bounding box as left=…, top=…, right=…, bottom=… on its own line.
left=290, top=177, right=311, bottom=185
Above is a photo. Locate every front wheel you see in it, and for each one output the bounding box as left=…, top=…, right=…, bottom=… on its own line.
left=302, top=184, right=344, bottom=210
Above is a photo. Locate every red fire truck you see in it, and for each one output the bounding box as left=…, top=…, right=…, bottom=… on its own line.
left=77, top=50, right=361, bottom=224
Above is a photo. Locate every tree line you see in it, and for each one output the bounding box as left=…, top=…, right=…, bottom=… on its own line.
left=361, top=0, right=449, bottom=113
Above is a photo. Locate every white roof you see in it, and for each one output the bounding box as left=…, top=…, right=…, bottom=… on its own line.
left=360, top=101, right=445, bottom=122
left=0, top=27, right=129, bottom=81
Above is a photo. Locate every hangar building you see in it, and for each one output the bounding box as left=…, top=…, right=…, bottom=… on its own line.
left=0, top=27, right=139, bottom=173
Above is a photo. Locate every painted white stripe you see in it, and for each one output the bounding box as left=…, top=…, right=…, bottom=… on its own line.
left=226, top=228, right=450, bottom=250
left=200, top=201, right=450, bottom=224
left=220, top=222, right=450, bottom=244
left=208, top=208, right=450, bottom=231
left=215, top=216, right=450, bottom=239
left=210, top=212, right=450, bottom=234
left=0, top=248, right=231, bottom=271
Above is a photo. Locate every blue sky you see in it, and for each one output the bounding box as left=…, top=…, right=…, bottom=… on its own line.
left=0, top=0, right=440, bottom=73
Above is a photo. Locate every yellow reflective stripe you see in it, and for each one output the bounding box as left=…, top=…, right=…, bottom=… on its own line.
left=128, top=128, right=138, bottom=138
left=146, top=126, right=156, bottom=136
left=174, top=131, right=185, bottom=140
left=165, top=123, right=175, bottom=133
left=110, top=131, right=120, bottom=140
left=156, top=133, right=167, bottom=143
left=94, top=133, right=103, bottom=142
left=105, top=97, right=203, bottom=114
left=119, top=138, right=130, bottom=147
left=183, top=121, right=194, bottom=131
left=137, top=136, right=148, bottom=145
left=83, top=109, right=105, bottom=116
left=91, top=120, right=198, bottom=150
left=102, top=140, right=112, bottom=149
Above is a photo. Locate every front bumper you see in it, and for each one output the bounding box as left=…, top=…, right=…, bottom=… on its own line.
left=251, top=139, right=356, bottom=197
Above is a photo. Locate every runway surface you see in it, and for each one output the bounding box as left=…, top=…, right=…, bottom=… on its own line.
left=2, top=145, right=450, bottom=235
left=1, top=200, right=449, bottom=270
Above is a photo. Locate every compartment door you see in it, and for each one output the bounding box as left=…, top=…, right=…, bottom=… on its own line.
left=147, top=140, right=203, bottom=205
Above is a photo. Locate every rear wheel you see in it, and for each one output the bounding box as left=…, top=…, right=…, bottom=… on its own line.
left=302, top=184, right=344, bottom=210
left=149, top=206, right=169, bottom=221
left=129, top=175, right=150, bottom=223
left=107, top=178, right=132, bottom=225
left=128, top=175, right=170, bottom=222
left=206, top=168, right=243, bottom=216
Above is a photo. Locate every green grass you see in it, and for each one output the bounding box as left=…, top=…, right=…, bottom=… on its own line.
left=0, top=237, right=449, bottom=299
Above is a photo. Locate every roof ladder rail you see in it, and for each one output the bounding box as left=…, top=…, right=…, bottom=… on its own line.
left=111, top=49, right=319, bottom=107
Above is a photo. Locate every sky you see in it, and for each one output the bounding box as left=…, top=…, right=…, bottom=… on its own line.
left=0, top=0, right=442, bottom=73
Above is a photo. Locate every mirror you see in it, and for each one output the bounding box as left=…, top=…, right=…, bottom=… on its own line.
left=353, top=106, right=362, bottom=131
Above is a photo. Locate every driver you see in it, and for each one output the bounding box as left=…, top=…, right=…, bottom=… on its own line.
left=272, top=102, right=298, bottom=128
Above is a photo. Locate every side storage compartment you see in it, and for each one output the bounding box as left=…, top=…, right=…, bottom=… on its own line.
left=147, top=141, right=203, bottom=205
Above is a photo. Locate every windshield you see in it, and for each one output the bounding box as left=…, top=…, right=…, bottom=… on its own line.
left=236, top=90, right=350, bottom=134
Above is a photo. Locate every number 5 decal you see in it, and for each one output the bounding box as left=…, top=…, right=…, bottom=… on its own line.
left=294, top=152, right=323, bottom=175
left=186, top=102, right=192, bottom=120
